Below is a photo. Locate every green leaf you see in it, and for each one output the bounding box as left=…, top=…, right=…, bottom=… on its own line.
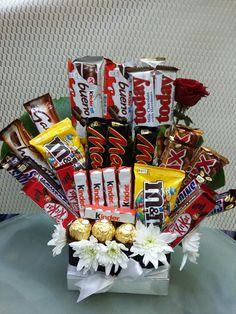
left=208, top=168, right=226, bottom=190
left=1, top=97, right=71, bottom=159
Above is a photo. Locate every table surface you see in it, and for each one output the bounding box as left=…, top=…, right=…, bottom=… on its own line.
left=0, top=215, right=235, bottom=314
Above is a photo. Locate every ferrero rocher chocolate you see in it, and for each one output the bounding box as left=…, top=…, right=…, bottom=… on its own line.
left=92, top=219, right=115, bottom=242
left=69, top=218, right=92, bottom=241
left=115, top=223, right=136, bottom=244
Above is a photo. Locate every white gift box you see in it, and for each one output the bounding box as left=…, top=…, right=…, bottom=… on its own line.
left=67, top=260, right=170, bottom=296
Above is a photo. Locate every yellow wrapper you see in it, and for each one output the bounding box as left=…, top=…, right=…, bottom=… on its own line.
left=134, top=163, right=185, bottom=227
left=29, top=118, right=85, bottom=169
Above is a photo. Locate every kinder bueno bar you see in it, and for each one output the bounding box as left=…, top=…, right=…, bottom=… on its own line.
left=102, top=167, right=119, bottom=207
left=118, top=167, right=132, bottom=208
left=84, top=205, right=135, bottom=224
left=56, top=164, right=80, bottom=216
left=22, top=177, right=76, bottom=228
left=90, top=169, right=105, bottom=206
left=155, top=65, right=178, bottom=126
left=209, top=189, right=236, bottom=216
left=164, top=184, right=216, bottom=248
left=74, top=169, right=90, bottom=217
left=183, top=146, right=229, bottom=187
left=165, top=124, right=204, bottom=147
left=104, top=58, right=132, bottom=122
left=134, top=127, right=159, bottom=165
left=22, top=156, right=69, bottom=209
left=160, top=140, right=199, bottom=170
left=128, top=67, right=157, bottom=127
left=23, top=94, right=59, bottom=133
left=107, top=121, right=132, bottom=168
left=86, top=119, right=107, bottom=169
left=68, top=57, right=103, bottom=141
left=0, top=119, right=49, bottom=170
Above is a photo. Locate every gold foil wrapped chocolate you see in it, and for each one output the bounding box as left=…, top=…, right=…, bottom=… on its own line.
left=92, top=219, right=115, bottom=242
left=69, top=219, right=92, bottom=241
left=115, top=223, right=136, bottom=244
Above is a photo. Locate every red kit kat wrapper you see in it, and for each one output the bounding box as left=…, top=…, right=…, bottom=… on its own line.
left=164, top=184, right=216, bottom=247
left=22, top=177, right=76, bottom=228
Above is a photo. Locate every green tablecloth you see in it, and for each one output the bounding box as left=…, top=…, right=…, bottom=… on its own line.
left=0, top=214, right=235, bottom=314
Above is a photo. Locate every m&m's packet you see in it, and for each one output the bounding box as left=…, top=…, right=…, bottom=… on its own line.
left=134, top=163, right=185, bottom=227
left=29, top=118, right=85, bottom=169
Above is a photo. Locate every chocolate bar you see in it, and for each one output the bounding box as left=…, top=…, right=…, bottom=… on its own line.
left=0, top=119, right=49, bottom=170
left=107, top=121, right=132, bottom=168
left=86, top=119, right=107, bottom=169
left=102, top=167, right=119, bottom=207
left=22, top=177, right=76, bottom=228
left=209, top=189, right=236, bottom=216
left=89, top=169, right=105, bottom=206
left=23, top=93, right=59, bottom=133
left=165, top=124, right=204, bottom=147
left=155, top=65, right=178, bottom=125
left=74, top=169, right=90, bottom=217
left=84, top=205, right=135, bottom=224
left=104, top=58, right=132, bottom=122
left=118, top=167, right=132, bottom=208
left=134, top=127, right=159, bottom=164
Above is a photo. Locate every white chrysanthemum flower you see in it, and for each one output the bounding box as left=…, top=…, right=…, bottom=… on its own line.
left=130, top=221, right=177, bottom=269
left=179, top=230, right=200, bottom=271
left=69, top=235, right=106, bottom=274
left=99, top=240, right=129, bottom=276
left=47, top=223, right=67, bottom=257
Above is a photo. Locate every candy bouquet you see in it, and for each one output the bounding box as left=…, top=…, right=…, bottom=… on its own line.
left=0, top=56, right=235, bottom=302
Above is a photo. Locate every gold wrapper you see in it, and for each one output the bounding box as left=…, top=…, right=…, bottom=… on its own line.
left=69, top=219, right=92, bottom=241
left=92, top=219, right=115, bottom=242
left=115, top=223, right=136, bottom=244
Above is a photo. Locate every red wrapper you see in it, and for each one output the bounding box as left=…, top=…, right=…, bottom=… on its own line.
left=22, top=177, right=76, bottom=228
left=164, top=184, right=216, bottom=247
left=56, top=164, right=80, bottom=216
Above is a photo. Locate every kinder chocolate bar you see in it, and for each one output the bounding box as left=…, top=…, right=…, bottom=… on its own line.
left=209, top=189, right=236, bottom=216
left=134, top=164, right=185, bottom=227
left=74, top=169, right=90, bottom=217
left=128, top=67, right=157, bottom=127
left=86, top=119, right=107, bottom=169
left=68, top=57, right=103, bottom=142
left=56, top=163, right=80, bottom=216
left=102, top=167, right=119, bottom=207
left=0, top=119, right=49, bottom=170
left=165, top=124, right=204, bottom=147
left=160, top=140, right=199, bottom=170
left=104, top=58, right=132, bottom=122
left=182, top=146, right=229, bottom=187
left=29, top=118, right=85, bottom=169
left=84, top=205, right=135, bottom=224
left=155, top=65, right=178, bottom=126
left=118, top=166, right=132, bottom=208
left=22, top=177, right=76, bottom=228
left=90, top=169, right=105, bottom=206
left=134, top=126, right=159, bottom=164
left=107, top=121, right=132, bottom=168
left=163, top=184, right=216, bottom=248
left=23, top=94, right=59, bottom=133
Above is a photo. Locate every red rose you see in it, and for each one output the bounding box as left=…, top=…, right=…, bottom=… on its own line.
left=174, top=78, right=209, bottom=107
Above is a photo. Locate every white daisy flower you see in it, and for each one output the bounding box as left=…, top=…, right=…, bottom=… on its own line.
left=179, top=230, right=200, bottom=271
left=99, top=240, right=129, bottom=276
left=69, top=235, right=106, bottom=274
left=130, top=221, right=177, bottom=269
left=47, top=223, right=67, bottom=257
